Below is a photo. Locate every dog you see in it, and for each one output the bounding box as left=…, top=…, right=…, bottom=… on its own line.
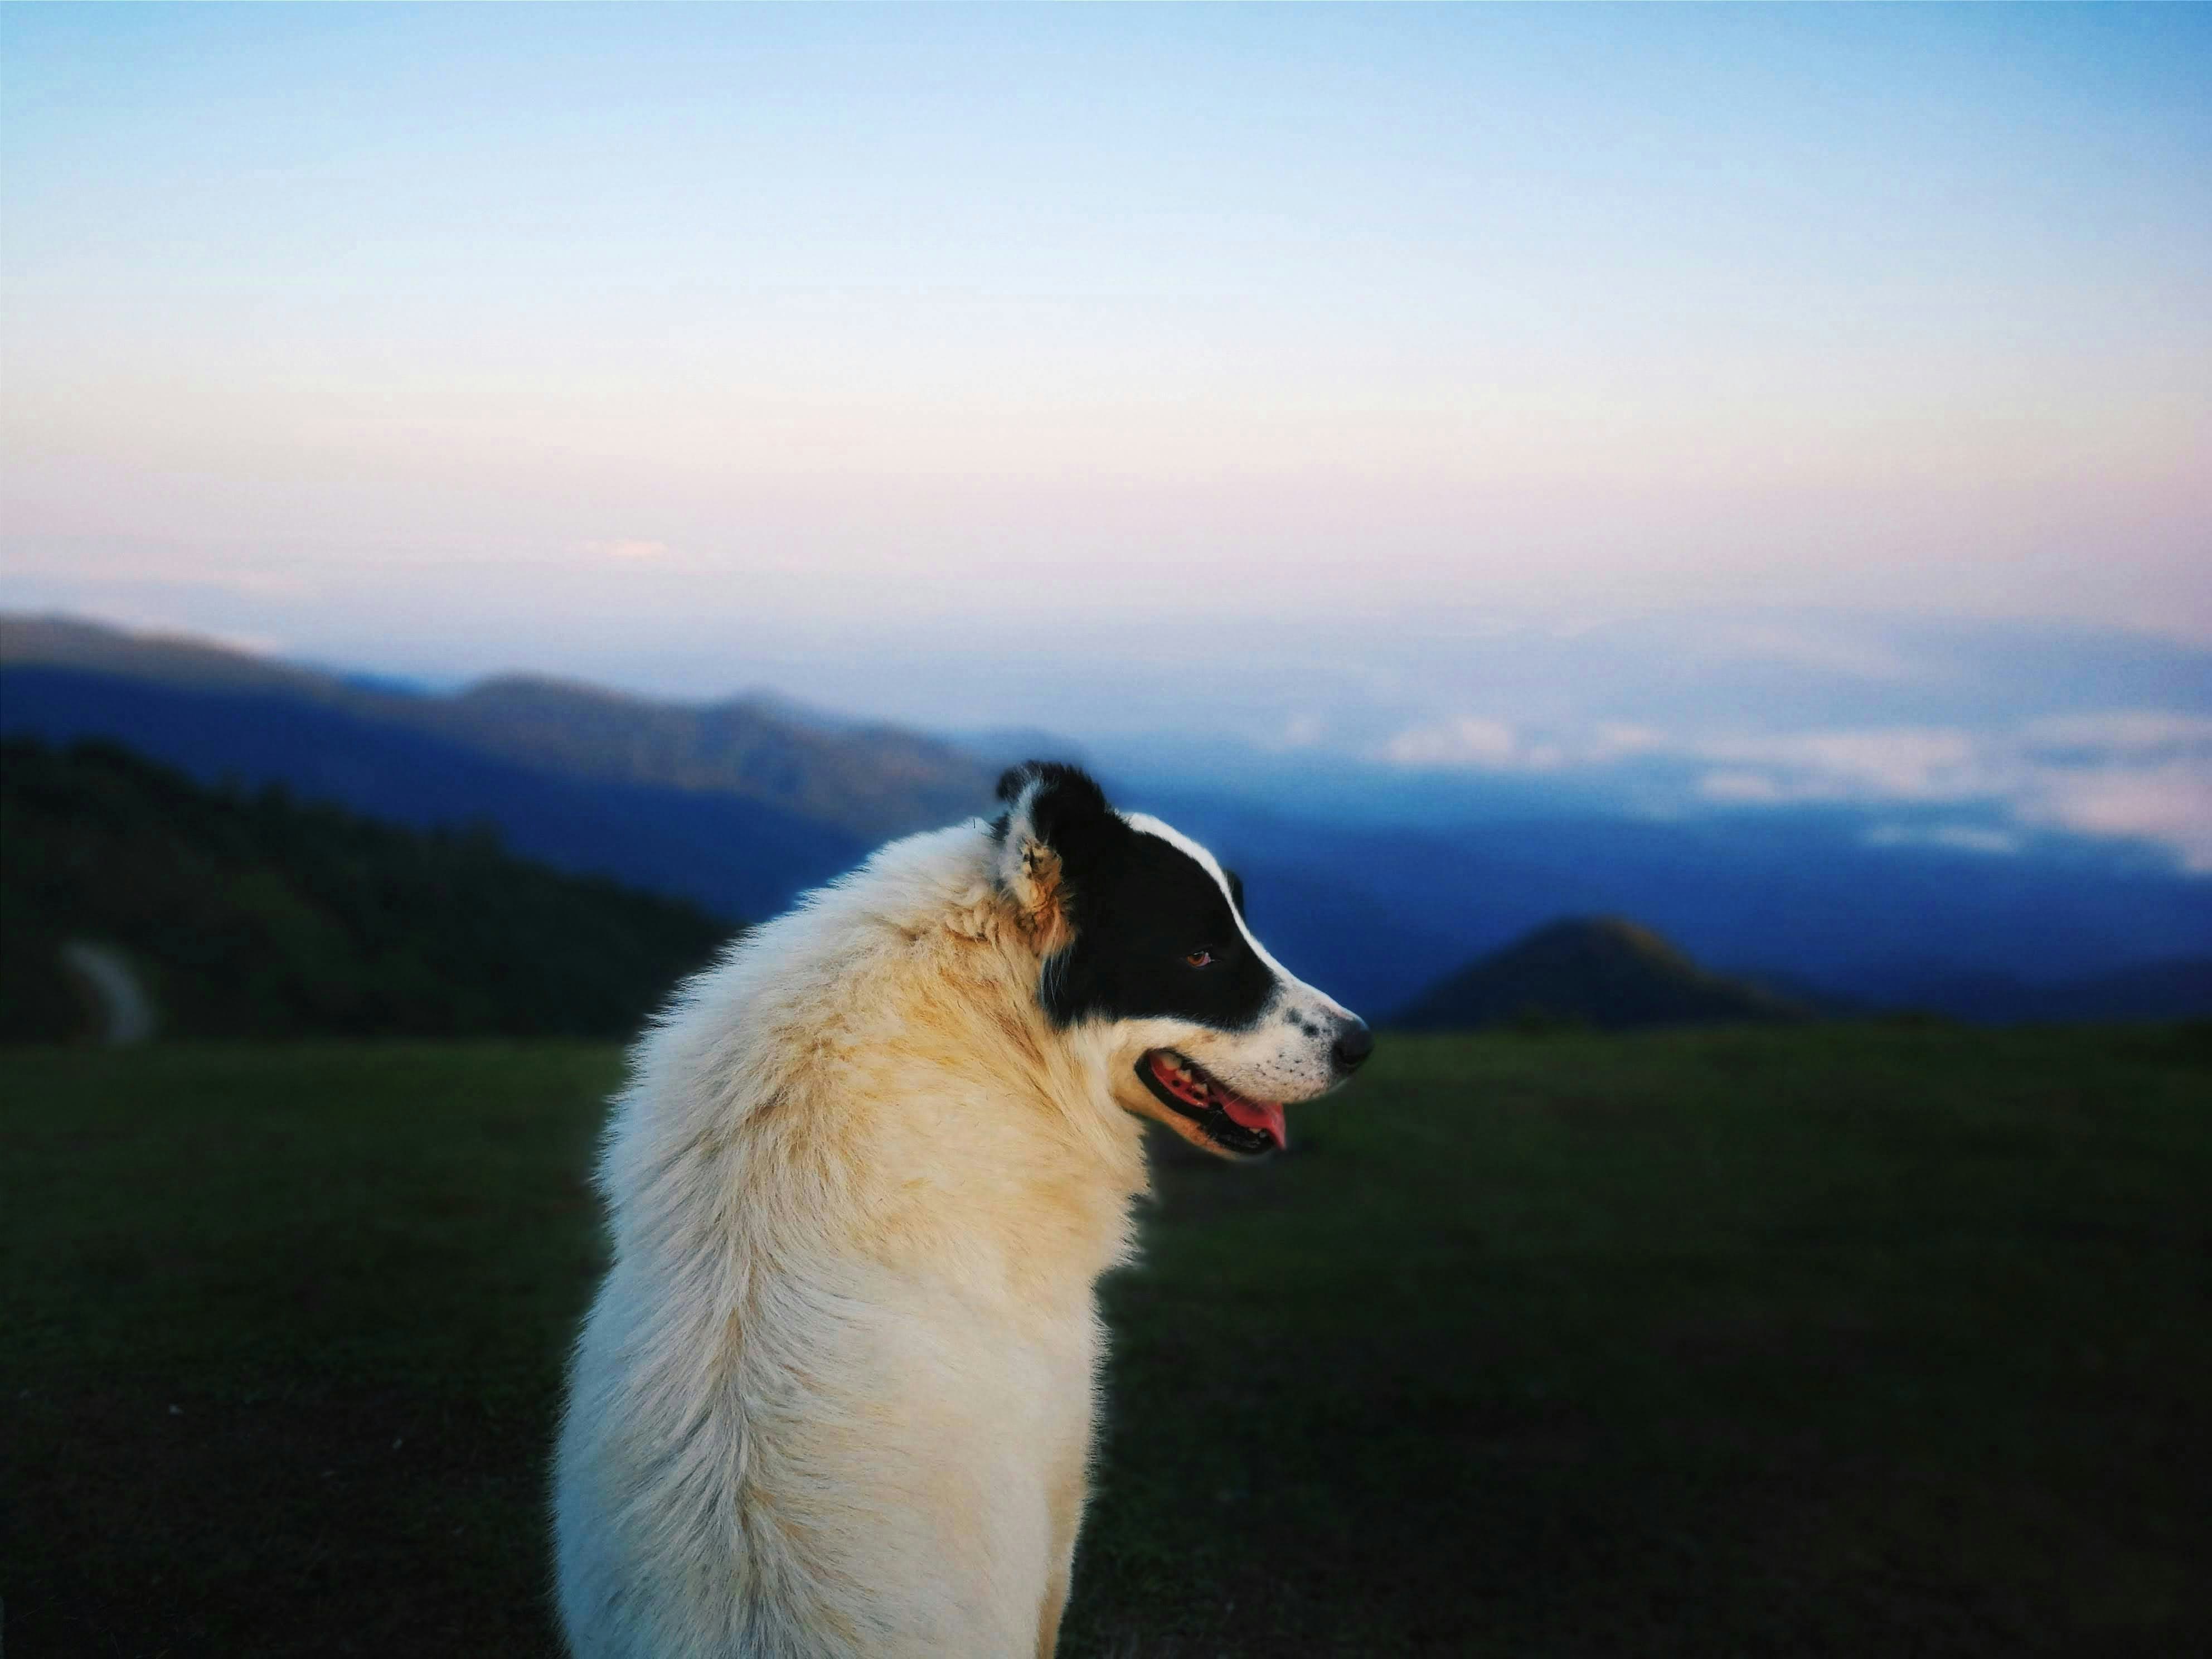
left=552, top=761, right=1371, bottom=1658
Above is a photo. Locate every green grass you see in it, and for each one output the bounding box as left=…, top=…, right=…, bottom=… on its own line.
left=4, top=1026, right=2209, bottom=1656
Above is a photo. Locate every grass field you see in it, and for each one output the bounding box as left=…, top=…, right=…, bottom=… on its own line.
left=4, top=1026, right=2209, bottom=1656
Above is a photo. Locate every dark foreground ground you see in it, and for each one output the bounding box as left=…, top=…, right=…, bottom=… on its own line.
left=3, top=1026, right=2208, bottom=1656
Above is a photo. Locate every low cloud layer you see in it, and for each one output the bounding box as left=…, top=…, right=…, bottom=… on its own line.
left=1374, top=711, right=2212, bottom=872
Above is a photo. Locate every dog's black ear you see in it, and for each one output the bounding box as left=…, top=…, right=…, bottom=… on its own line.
left=993, top=761, right=1114, bottom=945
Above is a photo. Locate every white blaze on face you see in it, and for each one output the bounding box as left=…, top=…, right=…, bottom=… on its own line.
left=1117, top=811, right=1354, bottom=1099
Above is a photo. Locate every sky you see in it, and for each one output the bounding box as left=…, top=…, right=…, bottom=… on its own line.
left=3, top=4, right=2209, bottom=865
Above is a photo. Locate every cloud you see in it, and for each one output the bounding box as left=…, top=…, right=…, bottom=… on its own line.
left=1694, top=727, right=1984, bottom=800
left=1710, top=623, right=1923, bottom=683
left=1865, top=822, right=2022, bottom=856
left=2026, top=761, right=2212, bottom=872
left=1379, top=716, right=1521, bottom=768
left=1588, top=724, right=1670, bottom=761
left=2024, top=712, right=2212, bottom=755
left=1697, top=770, right=1788, bottom=804
left=1687, top=722, right=2212, bottom=868
left=1372, top=717, right=1669, bottom=773
left=1377, top=706, right=2212, bottom=871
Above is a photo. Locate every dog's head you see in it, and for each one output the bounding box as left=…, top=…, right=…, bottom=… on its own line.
left=994, top=760, right=1371, bottom=1160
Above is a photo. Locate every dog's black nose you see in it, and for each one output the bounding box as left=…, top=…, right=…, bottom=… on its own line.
left=1332, top=1018, right=1374, bottom=1074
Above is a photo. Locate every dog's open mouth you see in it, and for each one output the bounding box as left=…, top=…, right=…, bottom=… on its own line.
left=1137, top=1050, right=1287, bottom=1157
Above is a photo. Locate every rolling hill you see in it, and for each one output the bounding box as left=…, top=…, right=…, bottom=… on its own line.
left=1, top=737, right=733, bottom=1042
left=1393, top=917, right=1807, bottom=1031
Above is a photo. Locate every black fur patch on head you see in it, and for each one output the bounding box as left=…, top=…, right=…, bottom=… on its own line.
left=996, top=760, right=1112, bottom=847
left=999, top=761, right=1276, bottom=1031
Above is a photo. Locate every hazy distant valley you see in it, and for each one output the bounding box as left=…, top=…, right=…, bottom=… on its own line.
left=4, top=612, right=2208, bottom=1028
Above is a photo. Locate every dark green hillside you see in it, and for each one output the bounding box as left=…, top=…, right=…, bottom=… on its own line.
left=0, top=738, right=731, bottom=1041
left=1396, top=915, right=1805, bottom=1031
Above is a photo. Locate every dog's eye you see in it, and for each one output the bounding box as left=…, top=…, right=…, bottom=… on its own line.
left=1185, top=950, right=1215, bottom=969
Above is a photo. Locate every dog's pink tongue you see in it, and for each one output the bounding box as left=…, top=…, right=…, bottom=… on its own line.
left=1219, top=1092, right=1287, bottom=1149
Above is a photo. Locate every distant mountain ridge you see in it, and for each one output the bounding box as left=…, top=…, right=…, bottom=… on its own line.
left=1875, top=957, right=2212, bottom=1026
left=1396, top=918, right=2212, bottom=1032
left=0, top=664, right=872, bottom=923
left=1, top=614, right=996, bottom=842
left=1394, top=917, right=1806, bottom=1031
left=7, top=612, right=2210, bottom=1025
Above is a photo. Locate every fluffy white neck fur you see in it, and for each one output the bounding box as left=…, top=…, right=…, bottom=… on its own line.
left=605, top=822, right=1149, bottom=1334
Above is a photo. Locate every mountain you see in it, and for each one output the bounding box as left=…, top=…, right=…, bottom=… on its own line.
left=1392, top=918, right=1808, bottom=1031
left=2, top=737, right=732, bottom=1042
left=400, top=674, right=993, bottom=843
left=0, top=614, right=997, bottom=842
left=0, top=614, right=346, bottom=701
left=1123, top=786, right=2212, bottom=1021
left=0, top=663, right=866, bottom=923
left=8, top=612, right=2211, bottom=1023
left=1871, top=957, right=2212, bottom=1025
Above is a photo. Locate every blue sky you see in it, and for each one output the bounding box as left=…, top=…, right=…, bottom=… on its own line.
left=3, top=4, right=2209, bottom=864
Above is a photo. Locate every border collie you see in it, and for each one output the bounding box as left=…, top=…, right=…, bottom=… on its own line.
left=554, top=761, right=1369, bottom=1657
